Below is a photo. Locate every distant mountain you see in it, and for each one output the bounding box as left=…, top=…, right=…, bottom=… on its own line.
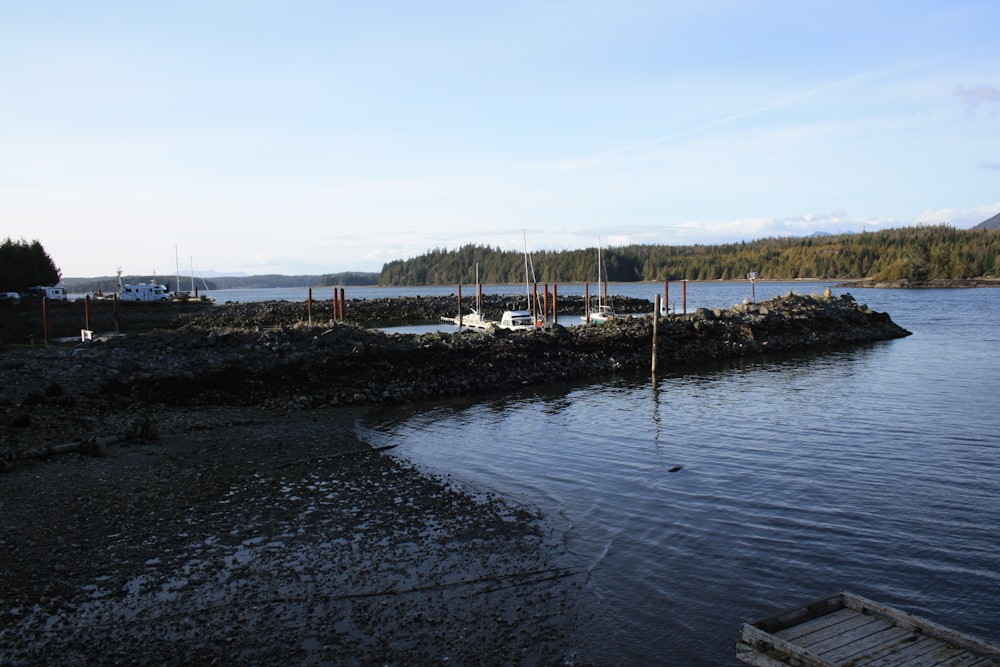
left=971, top=212, right=1000, bottom=230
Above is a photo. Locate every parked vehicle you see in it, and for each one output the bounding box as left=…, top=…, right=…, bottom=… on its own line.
left=120, top=283, right=172, bottom=301
left=26, top=286, right=68, bottom=301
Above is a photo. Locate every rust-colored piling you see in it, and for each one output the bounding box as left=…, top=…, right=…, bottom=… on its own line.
left=584, top=282, right=590, bottom=324
left=682, top=279, right=688, bottom=314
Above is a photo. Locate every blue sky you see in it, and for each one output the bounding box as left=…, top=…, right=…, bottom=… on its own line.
left=2, top=1, right=999, bottom=277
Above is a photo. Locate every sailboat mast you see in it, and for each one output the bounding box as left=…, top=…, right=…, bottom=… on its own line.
left=523, top=231, right=530, bottom=313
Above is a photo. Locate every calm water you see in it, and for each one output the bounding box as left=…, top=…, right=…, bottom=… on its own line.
left=361, top=284, right=1000, bottom=665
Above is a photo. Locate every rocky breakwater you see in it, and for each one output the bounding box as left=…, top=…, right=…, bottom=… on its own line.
left=1, top=290, right=909, bottom=466
left=190, top=293, right=654, bottom=327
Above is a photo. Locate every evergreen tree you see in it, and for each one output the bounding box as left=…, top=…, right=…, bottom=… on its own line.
left=0, top=238, right=61, bottom=293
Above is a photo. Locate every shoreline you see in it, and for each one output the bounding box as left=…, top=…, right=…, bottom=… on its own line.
left=835, top=277, right=1000, bottom=288
left=1, top=291, right=911, bottom=664
left=1, top=406, right=604, bottom=665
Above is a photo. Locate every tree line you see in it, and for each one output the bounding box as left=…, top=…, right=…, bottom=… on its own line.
left=378, top=226, right=1000, bottom=285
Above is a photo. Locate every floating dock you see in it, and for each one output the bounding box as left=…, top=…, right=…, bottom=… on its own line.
left=736, top=591, right=1000, bottom=666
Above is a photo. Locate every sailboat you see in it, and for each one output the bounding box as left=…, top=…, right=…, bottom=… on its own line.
left=497, top=232, right=541, bottom=330
left=582, top=241, right=617, bottom=324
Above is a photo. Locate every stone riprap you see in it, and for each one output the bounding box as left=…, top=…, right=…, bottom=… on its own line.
left=1, top=290, right=909, bottom=465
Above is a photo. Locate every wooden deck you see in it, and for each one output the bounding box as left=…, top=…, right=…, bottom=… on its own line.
left=736, top=591, right=1000, bottom=667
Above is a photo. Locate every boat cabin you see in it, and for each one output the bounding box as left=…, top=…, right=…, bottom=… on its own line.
left=498, top=309, right=538, bottom=330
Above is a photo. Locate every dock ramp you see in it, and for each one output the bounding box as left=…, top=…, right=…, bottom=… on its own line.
left=736, top=591, right=1000, bottom=666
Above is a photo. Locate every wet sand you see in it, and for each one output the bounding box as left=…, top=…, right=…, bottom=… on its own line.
left=0, top=407, right=602, bottom=666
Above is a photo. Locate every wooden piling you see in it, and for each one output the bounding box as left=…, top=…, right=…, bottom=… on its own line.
left=584, top=282, right=590, bottom=324
left=84, top=294, right=91, bottom=331
left=652, top=294, right=660, bottom=374
left=457, top=284, right=462, bottom=329
left=664, top=281, right=669, bottom=315
left=682, top=279, right=688, bottom=314
left=307, top=288, right=313, bottom=326
left=42, top=297, right=51, bottom=346
left=339, top=288, right=346, bottom=320
left=553, top=284, right=558, bottom=324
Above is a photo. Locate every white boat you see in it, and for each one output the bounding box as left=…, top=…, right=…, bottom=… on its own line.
left=442, top=308, right=495, bottom=330
left=588, top=303, right=617, bottom=323
left=498, top=309, right=538, bottom=330
left=496, top=232, right=542, bottom=331
left=583, top=242, right=617, bottom=324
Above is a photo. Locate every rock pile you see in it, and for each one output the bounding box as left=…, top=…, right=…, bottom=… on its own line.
left=1, top=290, right=908, bottom=466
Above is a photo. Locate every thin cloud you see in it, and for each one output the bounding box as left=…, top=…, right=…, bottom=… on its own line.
left=954, top=85, right=1000, bottom=106
left=534, top=61, right=930, bottom=180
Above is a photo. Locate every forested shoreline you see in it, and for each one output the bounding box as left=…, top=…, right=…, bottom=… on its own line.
left=380, top=225, right=1000, bottom=285
left=45, top=224, right=1000, bottom=292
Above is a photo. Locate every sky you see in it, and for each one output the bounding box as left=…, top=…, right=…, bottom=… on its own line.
left=2, top=1, right=999, bottom=278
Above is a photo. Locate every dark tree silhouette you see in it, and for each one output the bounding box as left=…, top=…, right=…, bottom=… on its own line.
left=0, top=238, right=61, bottom=293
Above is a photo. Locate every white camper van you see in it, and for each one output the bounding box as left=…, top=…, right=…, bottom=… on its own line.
left=121, top=283, right=172, bottom=301
left=27, top=285, right=68, bottom=301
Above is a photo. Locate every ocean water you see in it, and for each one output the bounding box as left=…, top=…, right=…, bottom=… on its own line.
left=362, top=284, right=1000, bottom=665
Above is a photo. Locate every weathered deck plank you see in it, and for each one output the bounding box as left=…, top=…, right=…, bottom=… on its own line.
left=736, top=592, right=1000, bottom=667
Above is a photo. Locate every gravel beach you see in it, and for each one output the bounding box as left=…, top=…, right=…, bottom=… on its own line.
left=1, top=406, right=603, bottom=666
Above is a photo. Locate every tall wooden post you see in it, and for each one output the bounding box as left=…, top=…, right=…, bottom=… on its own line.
left=339, top=288, right=346, bottom=320
left=652, top=294, right=660, bottom=375
left=682, top=279, right=688, bottom=314
left=457, top=284, right=462, bottom=329
left=85, top=294, right=91, bottom=331
left=307, top=288, right=313, bottom=327
left=553, top=284, right=558, bottom=324
left=114, top=293, right=119, bottom=335
left=664, top=281, right=669, bottom=315
left=583, top=282, right=590, bottom=324
left=42, top=297, right=51, bottom=346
